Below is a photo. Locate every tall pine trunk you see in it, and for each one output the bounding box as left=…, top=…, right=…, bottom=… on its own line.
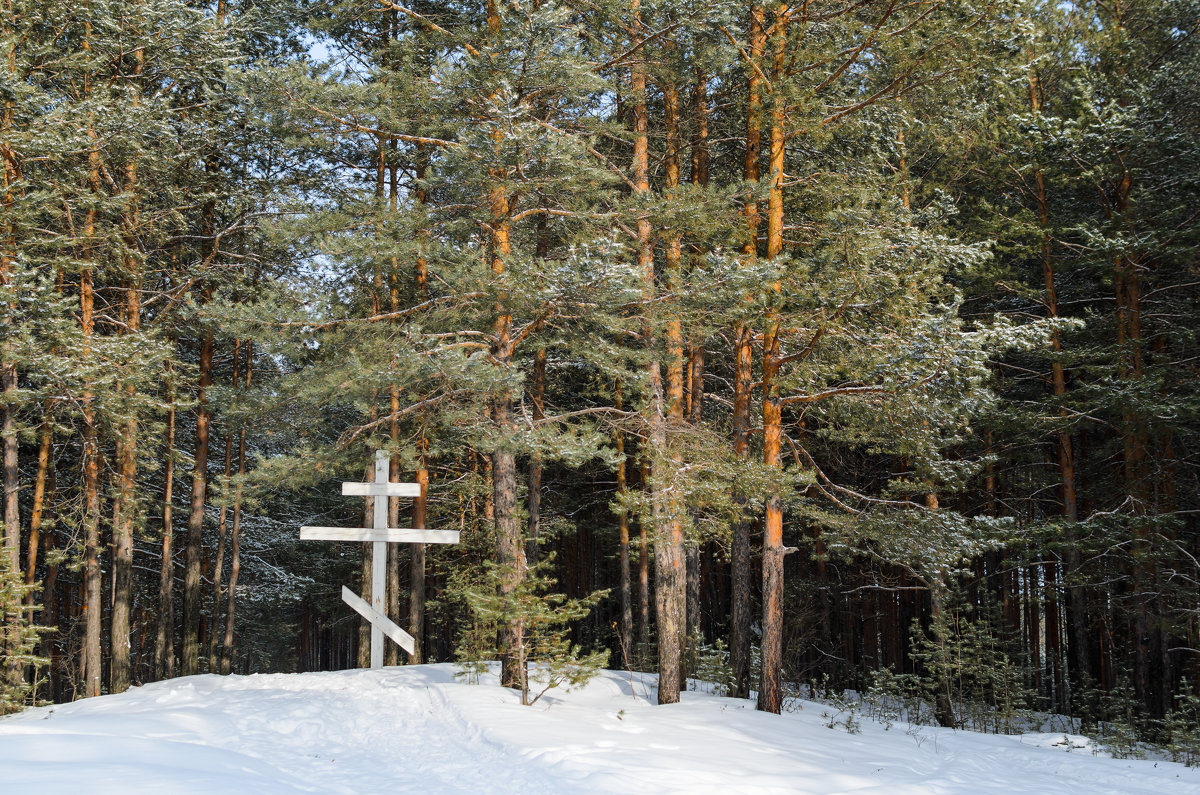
left=683, top=70, right=709, bottom=672
left=108, top=34, right=143, bottom=695
left=386, top=383, right=401, bottom=668
left=614, top=382, right=634, bottom=658
left=1028, top=53, right=1086, bottom=710
left=409, top=160, right=430, bottom=664
left=221, top=342, right=250, bottom=674
left=182, top=320, right=214, bottom=676
left=1, top=0, right=20, bottom=684
left=757, top=2, right=788, bottom=715
left=357, top=446, right=376, bottom=669
left=730, top=1, right=765, bottom=700
left=25, top=403, right=53, bottom=605
left=488, top=0, right=525, bottom=694
left=80, top=45, right=103, bottom=695
left=155, top=363, right=177, bottom=680
left=409, top=440, right=428, bottom=664
left=656, top=70, right=687, bottom=699
left=526, top=347, right=545, bottom=566
left=208, top=341, right=240, bottom=672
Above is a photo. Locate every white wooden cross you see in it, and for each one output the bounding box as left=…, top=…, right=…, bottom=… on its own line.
left=300, top=450, right=458, bottom=668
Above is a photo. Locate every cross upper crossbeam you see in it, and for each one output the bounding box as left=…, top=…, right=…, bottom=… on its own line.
left=341, top=481, right=421, bottom=498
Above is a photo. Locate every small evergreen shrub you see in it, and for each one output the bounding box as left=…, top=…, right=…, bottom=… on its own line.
left=456, top=555, right=609, bottom=706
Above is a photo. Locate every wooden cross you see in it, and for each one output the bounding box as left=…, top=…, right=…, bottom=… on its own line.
left=300, top=450, right=458, bottom=668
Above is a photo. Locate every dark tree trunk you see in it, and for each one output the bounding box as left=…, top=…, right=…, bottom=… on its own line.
left=527, top=347, right=546, bottom=566
left=182, top=325, right=214, bottom=676
left=221, top=342, right=250, bottom=674
left=208, top=340, right=240, bottom=673
left=409, top=443, right=428, bottom=664
left=156, top=368, right=177, bottom=680
left=615, top=383, right=634, bottom=660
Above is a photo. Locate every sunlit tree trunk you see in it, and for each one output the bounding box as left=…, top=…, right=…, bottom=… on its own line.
left=25, top=404, right=53, bottom=607
left=487, top=0, right=526, bottom=694
left=757, top=2, right=788, bottom=715
left=730, top=1, right=764, bottom=700
left=409, top=154, right=430, bottom=664
left=656, top=69, right=687, bottom=698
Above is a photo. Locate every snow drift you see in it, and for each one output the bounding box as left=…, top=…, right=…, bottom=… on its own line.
left=0, top=664, right=1195, bottom=794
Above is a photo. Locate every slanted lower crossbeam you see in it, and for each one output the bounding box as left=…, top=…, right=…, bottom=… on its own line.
left=341, top=586, right=415, bottom=656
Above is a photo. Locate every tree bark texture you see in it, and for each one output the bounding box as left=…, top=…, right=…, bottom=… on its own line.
left=221, top=341, right=251, bottom=674
left=182, top=325, right=213, bottom=676
left=730, top=1, right=765, bottom=701
left=155, top=368, right=176, bottom=680
left=757, top=3, right=788, bottom=715
left=81, top=80, right=103, bottom=696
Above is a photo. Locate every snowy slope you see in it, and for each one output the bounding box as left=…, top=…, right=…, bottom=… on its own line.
left=0, top=665, right=1196, bottom=794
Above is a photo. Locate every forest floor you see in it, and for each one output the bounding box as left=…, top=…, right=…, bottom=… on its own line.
left=0, top=663, right=1196, bottom=794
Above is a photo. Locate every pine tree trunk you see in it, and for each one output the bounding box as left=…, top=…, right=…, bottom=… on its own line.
left=0, top=365, right=15, bottom=572
left=1, top=339, right=18, bottom=695
left=408, top=180, right=430, bottom=665
left=155, top=366, right=176, bottom=680
left=25, top=403, right=52, bottom=606
left=221, top=341, right=250, bottom=674
left=656, top=72, right=687, bottom=702
left=526, top=348, right=545, bottom=566
left=208, top=340, right=239, bottom=673
left=385, top=386, right=401, bottom=668
left=109, top=286, right=140, bottom=694
left=182, top=322, right=214, bottom=677
left=757, top=2, right=788, bottom=715
left=1029, top=55, right=1087, bottom=711
left=0, top=0, right=19, bottom=681
left=81, top=277, right=102, bottom=698
left=730, top=1, right=765, bottom=701
left=81, top=80, right=103, bottom=696
left=637, top=465, right=651, bottom=660
left=930, top=585, right=957, bottom=727
left=384, top=139, right=404, bottom=668
left=108, top=36, right=144, bottom=695
left=409, top=442, right=428, bottom=664
left=684, top=69, right=709, bottom=675
left=358, top=402, right=378, bottom=670
left=486, top=2, right=525, bottom=690
left=614, top=382, right=634, bottom=659
left=39, top=442, right=58, bottom=696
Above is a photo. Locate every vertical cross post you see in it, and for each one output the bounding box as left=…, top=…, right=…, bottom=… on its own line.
left=369, top=449, right=388, bottom=670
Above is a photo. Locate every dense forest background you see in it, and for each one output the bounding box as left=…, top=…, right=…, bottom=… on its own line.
left=1, top=0, right=1198, bottom=744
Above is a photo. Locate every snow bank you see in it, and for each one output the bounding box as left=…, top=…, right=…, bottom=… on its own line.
left=0, top=665, right=1195, bottom=794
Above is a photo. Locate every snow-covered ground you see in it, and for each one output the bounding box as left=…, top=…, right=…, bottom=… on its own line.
left=1, top=664, right=1196, bottom=794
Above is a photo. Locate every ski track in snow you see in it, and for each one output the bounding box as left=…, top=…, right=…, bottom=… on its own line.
left=0, top=664, right=1197, bottom=795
